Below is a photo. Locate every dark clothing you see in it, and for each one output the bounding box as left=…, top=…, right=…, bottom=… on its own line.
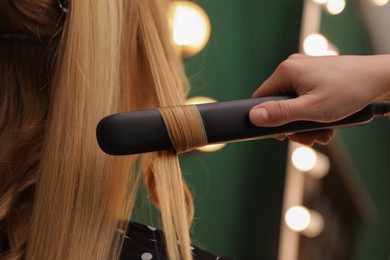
left=120, top=222, right=232, bottom=260
left=1, top=222, right=231, bottom=259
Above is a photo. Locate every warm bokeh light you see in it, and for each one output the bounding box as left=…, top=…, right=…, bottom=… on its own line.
left=326, top=0, right=346, bottom=15
left=309, top=151, right=330, bottom=179
left=186, top=96, right=226, bottom=152
left=303, top=34, right=329, bottom=56
left=285, top=206, right=311, bottom=232
left=185, top=96, right=217, bottom=105
left=292, top=146, right=330, bottom=178
left=285, top=206, right=325, bottom=237
left=292, top=146, right=318, bottom=172
left=197, top=143, right=226, bottom=153
left=372, top=0, right=389, bottom=6
left=302, top=210, right=325, bottom=237
left=312, top=0, right=329, bottom=4
left=171, top=1, right=211, bottom=57
left=325, top=49, right=339, bottom=56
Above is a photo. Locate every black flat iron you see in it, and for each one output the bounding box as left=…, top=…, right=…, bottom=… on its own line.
left=96, top=96, right=390, bottom=155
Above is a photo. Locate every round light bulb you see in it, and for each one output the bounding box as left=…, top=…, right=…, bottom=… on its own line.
left=303, top=34, right=329, bottom=56
left=285, top=206, right=311, bottom=232
left=326, top=0, right=346, bottom=15
left=285, top=206, right=325, bottom=237
left=292, top=146, right=318, bottom=172
left=171, top=1, right=211, bottom=57
left=372, top=0, right=389, bottom=6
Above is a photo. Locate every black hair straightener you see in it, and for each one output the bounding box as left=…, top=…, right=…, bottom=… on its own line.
left=96, top=96, right=390, bottom=155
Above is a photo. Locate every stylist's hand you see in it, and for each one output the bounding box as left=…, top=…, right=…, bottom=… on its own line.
left=249, top=54, right=390, bottom=145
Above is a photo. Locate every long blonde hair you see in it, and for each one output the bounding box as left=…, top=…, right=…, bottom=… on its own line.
left=0, top=0, right=197, bottom=259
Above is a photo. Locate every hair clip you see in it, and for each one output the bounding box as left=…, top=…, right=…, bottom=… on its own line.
left=58, top=0, right=69, bottom=13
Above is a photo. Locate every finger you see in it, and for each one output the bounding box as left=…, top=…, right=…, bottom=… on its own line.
left=287, top=129, right=334, bottom=146
left=252, top=60, right=297, bottom=98
left=249, top=94, right=318, bottom=127
left=252, top=55, right=312, bottom=98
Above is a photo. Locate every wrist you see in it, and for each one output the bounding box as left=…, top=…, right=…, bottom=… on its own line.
left=370, top=55, right=390, bottom=102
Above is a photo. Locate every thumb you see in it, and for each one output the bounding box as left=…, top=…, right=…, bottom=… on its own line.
left=249, top=96, right=314, bottom=127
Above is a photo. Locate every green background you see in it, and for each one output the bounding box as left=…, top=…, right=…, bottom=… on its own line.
left=182, top=0, right=302, bottom=258
left=136, top=0, right=389, bottom=259
left=321, top=3, right=390, bottom=260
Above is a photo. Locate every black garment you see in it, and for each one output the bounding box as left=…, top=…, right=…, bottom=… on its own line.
left=120, top=222, right=232, bottom=260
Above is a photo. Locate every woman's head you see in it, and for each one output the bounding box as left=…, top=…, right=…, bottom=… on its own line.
left=0, top=0, right=63, bottom=37
left=0, top=0, right=195, bottom=259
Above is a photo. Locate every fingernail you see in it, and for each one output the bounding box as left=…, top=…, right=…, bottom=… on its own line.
left=250, top=108, right=269, bottom=125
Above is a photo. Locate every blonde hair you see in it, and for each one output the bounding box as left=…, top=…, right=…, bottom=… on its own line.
left=0, top=0, right=201, bottom=259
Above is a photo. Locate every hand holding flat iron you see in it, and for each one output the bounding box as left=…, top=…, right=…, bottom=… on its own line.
left=249, top=54, right=390, bottom=145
